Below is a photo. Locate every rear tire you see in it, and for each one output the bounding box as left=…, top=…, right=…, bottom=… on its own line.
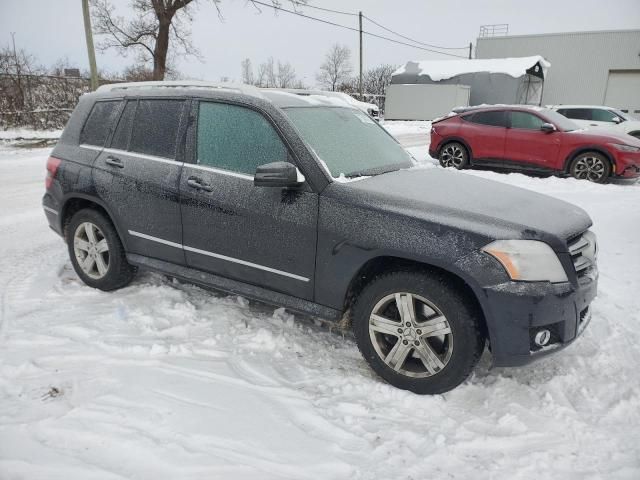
left=569, top=151, right=611, bottom=183
left=67, top=209, right=136, bottom=291
left=438, top=142, right=469, bottom=170
left=352, top=270, right=484, bottom=394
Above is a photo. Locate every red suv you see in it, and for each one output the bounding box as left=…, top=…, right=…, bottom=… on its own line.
left=429, top=106, right=640, bottom=183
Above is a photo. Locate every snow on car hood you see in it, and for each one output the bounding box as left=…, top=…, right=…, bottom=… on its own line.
left=567, top=128, right=640, bottom=146
left=328, top=168, right=591, bottom=251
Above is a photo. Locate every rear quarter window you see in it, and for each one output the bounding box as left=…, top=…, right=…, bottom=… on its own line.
left=466, top=111, right=507, bottom=127
left=80, top=100, right=120, bottom=146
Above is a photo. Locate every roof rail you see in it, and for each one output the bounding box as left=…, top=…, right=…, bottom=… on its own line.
left=97, top=80, right=264, bottom=98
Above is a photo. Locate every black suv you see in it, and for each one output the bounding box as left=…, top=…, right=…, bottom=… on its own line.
left=43, top=82, right=598, bottom=394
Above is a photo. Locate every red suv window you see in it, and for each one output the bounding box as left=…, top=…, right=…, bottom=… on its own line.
left=466, top=111, right=507, bottom=127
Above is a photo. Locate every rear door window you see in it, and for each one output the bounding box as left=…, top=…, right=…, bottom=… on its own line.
left=467, top=111, right=507, bottom=127
left=110, top=100, right=137, bottom=150
left=510, top=111, right=546, bottom=130
left=80, top=100, right=120, bottom=146
left=129, top=99, right=185, bottom=159
left=196, top=102, right=287, bottom=175
left=558, top=108, right=591, bottom=120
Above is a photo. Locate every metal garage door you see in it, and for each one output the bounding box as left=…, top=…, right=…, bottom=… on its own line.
left=604, top=70, right=640, bottom=114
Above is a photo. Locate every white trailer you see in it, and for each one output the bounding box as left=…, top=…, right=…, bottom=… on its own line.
left=384, top=84, right=470, bottom=121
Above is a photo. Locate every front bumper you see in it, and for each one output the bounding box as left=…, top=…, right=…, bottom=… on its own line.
left=614, top=151, right=640, bottom=179
left=482, top=271, right=597, bottom=367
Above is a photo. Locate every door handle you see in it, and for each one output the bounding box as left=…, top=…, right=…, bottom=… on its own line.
left=105, top=156, right=124, bottom=168
left=187, top=177, right=213, bottom=192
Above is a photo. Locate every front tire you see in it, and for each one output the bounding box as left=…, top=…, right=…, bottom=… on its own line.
left=569, top=152, right=611, bottom=183
left=352, top=270, right=484, bottom=394
left=67, top=208, right=136, bottom=291
left=439, top=142, right=469, bottom=170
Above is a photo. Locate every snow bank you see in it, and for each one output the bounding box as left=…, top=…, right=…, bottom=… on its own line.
left=0, top=128, right=62, bottom=140
left=393, top=56, right=551, bottom=81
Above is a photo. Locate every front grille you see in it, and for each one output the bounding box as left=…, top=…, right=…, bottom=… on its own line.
left=568, top=232, right=596, bottom=278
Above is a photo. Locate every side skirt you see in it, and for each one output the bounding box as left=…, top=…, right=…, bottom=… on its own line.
left=471, top=158, right=559, bottom=174
left=127, top=253, right=342, bottom=322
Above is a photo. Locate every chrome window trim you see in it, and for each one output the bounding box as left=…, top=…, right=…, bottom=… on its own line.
left=188, top=163, right=254, bottom=180
left=127, top=230, right=310, bottom=282
left=80, top=145, right=182, bottom=166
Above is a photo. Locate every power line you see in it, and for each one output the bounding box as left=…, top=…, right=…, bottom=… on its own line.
left=289, top=0, right=357, bottom=17
left=362, top=14, right=469, bottom=50
left=288, top=2, right=467, bottom=51
left=250, top=0, right=469, bottom=58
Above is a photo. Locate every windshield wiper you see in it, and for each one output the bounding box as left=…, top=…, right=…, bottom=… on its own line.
left=344, top=163, right=409, bottom=178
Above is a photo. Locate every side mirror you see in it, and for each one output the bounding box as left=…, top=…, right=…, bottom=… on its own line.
left=612, top=116, right=622, bottom=124
left=541, top=123, right=556, bottom=133
left=254, top=161, right=305, bottom=188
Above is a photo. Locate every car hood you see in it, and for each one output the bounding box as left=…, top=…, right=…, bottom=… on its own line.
left=326, top=168, right=592, bottom=251
left=567, top=128, right=640, bottom=146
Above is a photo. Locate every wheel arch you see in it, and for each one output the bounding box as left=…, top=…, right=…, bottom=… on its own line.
left=60, top=194, right=128, bottom=249
left=343, top=255, right=488, bottom=338
left=563, top=146, right=616, bottom=174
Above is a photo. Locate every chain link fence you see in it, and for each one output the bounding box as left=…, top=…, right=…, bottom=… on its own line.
left=0, top=74, right=120, bottom=130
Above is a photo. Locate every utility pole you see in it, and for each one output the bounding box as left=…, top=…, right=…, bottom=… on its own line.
left=10, top=32, right=19, bottom=74
left=359, top=11, right=363, bottom=99
left=82, top=0, right=99, bottom=91
left=10, top=32, right=27, bottom=109
left=468, top=42, right=473, bottom=59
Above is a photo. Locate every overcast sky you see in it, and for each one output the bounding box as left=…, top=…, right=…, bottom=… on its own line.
left=2, top=0, right=639, bottom=85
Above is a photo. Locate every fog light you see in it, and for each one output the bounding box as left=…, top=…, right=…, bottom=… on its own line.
left=534, top=329, right=551, bottom=347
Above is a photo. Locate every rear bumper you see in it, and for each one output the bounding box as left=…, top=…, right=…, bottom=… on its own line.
left=42, top=193, right=63, bottom=236
left=482, top=271, right=598, bottom=367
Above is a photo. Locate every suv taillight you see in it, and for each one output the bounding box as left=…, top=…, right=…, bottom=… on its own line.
left=45, top=156, right=62, bottom=189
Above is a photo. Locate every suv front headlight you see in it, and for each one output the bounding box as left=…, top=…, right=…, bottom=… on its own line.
left=610, top=143, right=640, bottom=153
left=482, top=240, right=568, bottom=283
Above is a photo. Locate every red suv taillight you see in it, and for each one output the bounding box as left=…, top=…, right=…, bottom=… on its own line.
left=45, top=156, right=62, bottom=189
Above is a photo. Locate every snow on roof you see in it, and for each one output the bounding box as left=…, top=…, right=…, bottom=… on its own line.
left=392, top=56, right=550, bottom=81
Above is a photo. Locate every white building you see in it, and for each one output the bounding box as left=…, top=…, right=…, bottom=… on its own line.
left=476, top=29, right=640, bottom=114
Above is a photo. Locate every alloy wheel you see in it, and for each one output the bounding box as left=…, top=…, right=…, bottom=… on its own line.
left=440, top=144, right=465, bottom=168
left=73, top=222, right=110, bottom=279
left=368, top=292, right=453, bottom=378
left=573, top=155, right=606, bottom=182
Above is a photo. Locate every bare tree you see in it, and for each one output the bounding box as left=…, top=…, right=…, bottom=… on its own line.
left=316, top=44, right=352, bottom=91
left=92, top=0, right=307, bottom=81
left=241, top=57, right=303, bottom=88
left=255, top=62, right=268, bottom=87
left=240, top=58, right=254, bottom=85
left=364, top=64, right=397, bottom=97
left=0, top=45, right=41, bottom=111
left=265, top=57, right=277, bottom=88
left=276, top=61, right=297, bottom=88
left=121, top=63, right=156, bottom=81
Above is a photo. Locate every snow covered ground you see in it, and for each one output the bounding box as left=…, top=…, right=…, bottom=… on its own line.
left=1, top=125, right=639, bottom=479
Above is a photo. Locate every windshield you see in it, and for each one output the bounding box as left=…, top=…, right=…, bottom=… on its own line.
left=284, top=106, right=413, bottom=178
left=541, top=109, right=580, bottom=132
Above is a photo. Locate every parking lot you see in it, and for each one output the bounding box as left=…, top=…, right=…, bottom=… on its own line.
left=1, top=127, right=639, bottom=479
